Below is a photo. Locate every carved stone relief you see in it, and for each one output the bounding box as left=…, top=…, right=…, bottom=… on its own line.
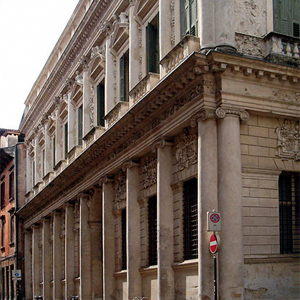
left=235, top=33, right=264, bottom=58
left=276, top=119, right=300, bottom=161
left=234, top=0, right=267, bottom=37
left=114, top=170, right=126, bottom=209
left=140, top=152, right=157, bottom=189
left=175, top=127, right=198, bottom=171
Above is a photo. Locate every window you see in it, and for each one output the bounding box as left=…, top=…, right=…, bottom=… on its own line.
left=121, top=208, right=127, bottom=270
left=32, top=160, right=35, bottom=186
left=183, top=177, right=198, bottom=260
left=9, top=213, right=14, bottom=244
left=52, top=137, right=56, bottom=167
left=120, top=51, right=129, bottom=102
left=42, top=149, right=46, bottom=177
left=9, top=172, right=14, bottom=200
left=279, top=172, right=300, bottom=254
left=64, top=122, right=68, bottom=158
left=1, top=217, right=5, bottom=249
left=273, top=0, right=300, bottom=37
left=78, top=105, right=83, bottom=146
left=146, top=15, right=159, bottom=74
left=97, top=82, right=105, bottom=127
left=180, top=0, right=198, bottom=39
left=148, top=195, right=157, bottom=266
left=0, top=182, right=5, bottom=210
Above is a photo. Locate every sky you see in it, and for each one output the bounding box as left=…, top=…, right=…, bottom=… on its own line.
left=0, top=0, right=79, bottom=130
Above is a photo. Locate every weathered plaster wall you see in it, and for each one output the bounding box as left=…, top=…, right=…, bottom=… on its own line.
left=244, top=262, right=300, bottom=300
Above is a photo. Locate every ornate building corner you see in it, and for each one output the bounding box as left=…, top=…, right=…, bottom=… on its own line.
left=276, top=119, right=300, bottom=161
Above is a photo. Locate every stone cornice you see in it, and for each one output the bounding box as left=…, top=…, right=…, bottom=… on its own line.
left=20, top=0, right=112, bottom=134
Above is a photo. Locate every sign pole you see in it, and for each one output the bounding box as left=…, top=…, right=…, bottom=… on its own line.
left=214, top=253, right=217, bottom=300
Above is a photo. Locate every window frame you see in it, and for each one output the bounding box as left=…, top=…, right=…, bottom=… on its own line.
left=183, top=177, right=198, bottom=260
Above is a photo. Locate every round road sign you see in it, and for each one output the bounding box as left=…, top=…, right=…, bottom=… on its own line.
left=210, top=213, right=220, bottom=223
left=209, top=233, right=219, bottom=254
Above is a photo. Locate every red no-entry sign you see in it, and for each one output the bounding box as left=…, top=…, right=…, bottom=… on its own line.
left=209, top=233, right=219, bottom=254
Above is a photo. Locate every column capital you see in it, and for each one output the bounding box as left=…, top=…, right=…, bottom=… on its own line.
left=216, top=107, right=249, bottom=121
left=190, top=108, right=216, bottom=127
left=99, top=175, right=114, bottom=186
left=152, top=137, right=173, bottom=152
left=77, top=189, right=94, bottom=201
left=122, top=159, right=139, bottom=171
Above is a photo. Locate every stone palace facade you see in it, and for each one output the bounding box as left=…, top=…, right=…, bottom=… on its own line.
left=18, top=0, right=299, bottom=299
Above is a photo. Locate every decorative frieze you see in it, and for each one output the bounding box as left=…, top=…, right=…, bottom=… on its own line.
left=175, top=127, right=197, bottom=171
left=276, top=119, right=300, bottom=161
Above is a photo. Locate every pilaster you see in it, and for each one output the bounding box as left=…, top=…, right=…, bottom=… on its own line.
left=24, top=229, right=33, bottom=300
left=156, top=138, right=174, bottom=300
left=216, top=107, right=249, bottom=300
left=65, top=202, right=75, bottom=299
left=192, top=110, right=218, bottom=299
left=79, top=191, right=93, bottom=300
left=32, top=223, right=41, bottom=297
left=42, top=217, right=51, bottom=300
left=129, top=3, right=140, bottom=90
left=101, top=176, right=116, bottom=300
left=124, top=161, right=141, bottom=299
left=52, top=210, right=62, bottom=300
left=67, top=80, right=76, bottom=151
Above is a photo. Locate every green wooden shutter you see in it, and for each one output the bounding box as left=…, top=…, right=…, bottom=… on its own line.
left=190, top=0, right=198, bottom=36
left=146, top=22, right=158, bottom=73
left=180, top=0, right=189, bottom=39
left=273, top=0, right=299, bottom=37
left=120, top=54, right=125, bottom=102
left=97, top=83, right=105, bottom=127
left=78, top=105, right=83, bottom=145
left=64, top=122, right=68, bottom=158
left=292, top=0, right=300, bottom=37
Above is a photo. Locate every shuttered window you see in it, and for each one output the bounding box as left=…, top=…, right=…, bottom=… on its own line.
left=180, top=0, right=198, bottom=39
left=148, top=195, right=157, bottom=266
left=9, top=172, right=14, bottom=200
left=64, top=122, right=68, bottom=158
left=121, top=208, right=127, bottom=270
left=279, top=172, right=300, bottom=254
left=97, top=83, right=105, bottom=127
left=273, top=0, right=300, bottom=37
left=78, top=105, right=83, bottom=146
left=120, top=51, right=129, bottom=102
left=183, top=177, right=198, bottom=260
left=0, top=182, right=5, bottom=209
left=146, top=15, right=159, bottom=74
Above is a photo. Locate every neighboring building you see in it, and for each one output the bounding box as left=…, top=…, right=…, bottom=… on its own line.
left=17, top=0, right=299, bottom=300
left=0, top=129, right=25, bottom=300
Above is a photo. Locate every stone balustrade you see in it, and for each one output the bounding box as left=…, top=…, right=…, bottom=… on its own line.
left=160, top=35, right=200, bottom=77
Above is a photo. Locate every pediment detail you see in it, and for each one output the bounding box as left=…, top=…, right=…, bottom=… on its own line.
left=110, top=13, right=129, bottom=52
left=134, top=0, right=157, bottom=20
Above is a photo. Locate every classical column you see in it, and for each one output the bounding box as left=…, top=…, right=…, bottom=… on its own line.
left=125, top=161, right=141, bottom=299
left=199, top=0, right=215, bottom=51
left=52, top=210, right=62, bottom=300
left=79, top=192, right=92, bottom=300
left=159, top=0, right=173, bottom=60
left=214, top=0, right=235, bottom=50
left=65, top=202, right=75, bottom=299
left=67, top=81, right=76, bottom=151
left=156, top=139, right=174, bottom=300
left=89, top=187, right=103, bottom=299
left=216, top=107, right=249, bottom=300
left=24, top=229, right=33, bottom=300
left=102, top=176, right=116, bottom=299
left=129, top=3, right=140, bottom=90
left=193, top=111, right=218, bottom=299
left=32, top=224, right=41, bottom=297
left=42, top=218, right=51, bottom=300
